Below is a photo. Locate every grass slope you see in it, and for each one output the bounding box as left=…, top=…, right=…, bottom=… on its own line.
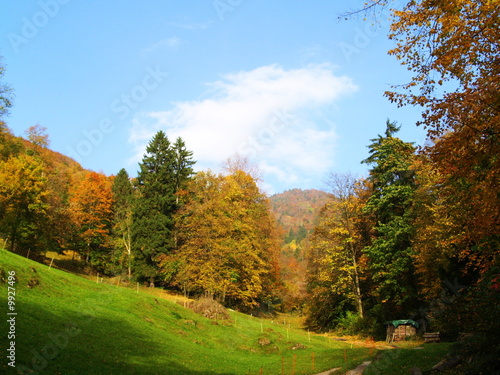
left=0, top=251, right=371, bottom=374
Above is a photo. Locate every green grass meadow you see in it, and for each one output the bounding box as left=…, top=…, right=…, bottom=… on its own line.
left=1, top=250, right=373, bottom=374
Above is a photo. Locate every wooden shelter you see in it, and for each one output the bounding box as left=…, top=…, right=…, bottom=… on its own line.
left=385, top=320, right=419, bottom=342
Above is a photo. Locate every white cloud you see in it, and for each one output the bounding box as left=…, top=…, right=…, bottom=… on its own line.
left=129, top=64, right=357, bottom=191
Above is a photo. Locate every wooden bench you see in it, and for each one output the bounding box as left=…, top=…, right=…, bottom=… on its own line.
left=423, top=332, right=440, bottom=343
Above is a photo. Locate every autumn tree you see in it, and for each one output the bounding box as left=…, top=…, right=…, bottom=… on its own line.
left=25, top=124, right=50, bottom=148
left=169, top=170, right=280, bottom=309
left=0, top=151, right=48, bottom=252
left=362, top=120, right=418, bottom=318
left=70, top=171, right=114, bottom=271
left=0, top=122, right=21, bottom=163
left=222, top=153, right=263, bottom=183
left=410, top=156, right=450, bottom=298
left=384, top=0, right=500, bottom=276
left=306, top=174, right=369, bottom=330
left=40, top=154, right=85, bottom=254
left=325, top=173, right=365, bottom=317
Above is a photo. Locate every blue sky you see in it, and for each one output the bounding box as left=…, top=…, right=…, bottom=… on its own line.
left=0, top=0, right=426, bottom=194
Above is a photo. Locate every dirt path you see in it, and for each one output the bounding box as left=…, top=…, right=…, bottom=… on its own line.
left=313, top=367, right=341, bottom=375
left=313, top=360, right=372, bottom=375
left=345, top=361, right=372, bottom=374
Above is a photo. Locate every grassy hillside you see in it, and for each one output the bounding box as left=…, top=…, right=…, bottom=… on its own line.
left=0, top=250, right=372, bottom=374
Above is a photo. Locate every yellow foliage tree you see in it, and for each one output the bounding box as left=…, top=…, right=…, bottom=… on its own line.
left=0, top=153, right=48, bottom=251
left=168, top=170, right=280, bottom=309
left=307, top=173, right=368, bottom=328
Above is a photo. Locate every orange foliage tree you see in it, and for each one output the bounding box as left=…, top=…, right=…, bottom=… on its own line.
left=69, top=171, right=113, bottom=269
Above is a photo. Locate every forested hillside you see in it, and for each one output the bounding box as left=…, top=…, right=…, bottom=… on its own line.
left=269, top=189, right=330, bottom=311
left=0, top=123, right=87, bottom=255
left=270, top=188, right=331, bottom=240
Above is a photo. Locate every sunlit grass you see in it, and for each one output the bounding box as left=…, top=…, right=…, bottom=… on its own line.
left=1, top=250, right=374, bottom=374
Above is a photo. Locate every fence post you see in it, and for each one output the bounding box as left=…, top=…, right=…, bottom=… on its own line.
left=48, top=257, right=54, bottom=270
left=312, top=352, right=315, bottom=371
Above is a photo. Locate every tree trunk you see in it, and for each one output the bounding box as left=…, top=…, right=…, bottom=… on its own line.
left=351, top=244, right=364, bottom=318
left=122, top=231, right=132, bottom=279
left=86, top=242, right=90, bottom=263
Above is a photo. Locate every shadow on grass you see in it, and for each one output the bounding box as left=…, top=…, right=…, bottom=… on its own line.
left=6, top=297, right=234, bottom=375
left=362, top=344, right=452, bottom=375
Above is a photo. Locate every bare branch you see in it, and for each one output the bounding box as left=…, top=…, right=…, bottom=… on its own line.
left=338, top=0, right=390, bottom=20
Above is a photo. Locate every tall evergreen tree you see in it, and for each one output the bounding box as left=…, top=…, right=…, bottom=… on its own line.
left=362, top=120, right=418, bottom=318
left=132, top=131, right=194, bottom=284
left=172, top=137, right=195, bottom=207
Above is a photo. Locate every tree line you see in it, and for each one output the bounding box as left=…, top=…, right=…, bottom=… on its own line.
left=0, top=95, right=280, bottom=310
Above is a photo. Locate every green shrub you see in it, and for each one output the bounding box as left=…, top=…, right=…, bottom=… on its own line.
left=334, top=311, right=378, bottom=337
